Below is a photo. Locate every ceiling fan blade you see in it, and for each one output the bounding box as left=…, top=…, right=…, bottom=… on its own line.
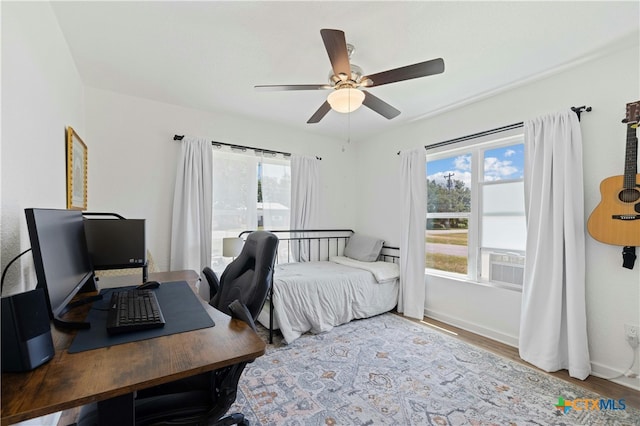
left=362, top=91, right=401, bottom=120
left=320, top=29, right=351, bottom=78
left=362, top=58, right=445, bottom=87
left=255, top=84, right=331, bottom=91
left=307, top=101, right=332, bottom=124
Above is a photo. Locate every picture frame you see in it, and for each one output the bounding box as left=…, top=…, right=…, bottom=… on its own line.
left=66, top=126, right=88, bottom=210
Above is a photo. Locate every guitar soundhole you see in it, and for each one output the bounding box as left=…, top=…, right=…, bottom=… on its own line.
left=619, top=188, right=640, bottom=203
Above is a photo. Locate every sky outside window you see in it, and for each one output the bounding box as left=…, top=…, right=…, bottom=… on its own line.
left=427, top=144, right=524, bottom=187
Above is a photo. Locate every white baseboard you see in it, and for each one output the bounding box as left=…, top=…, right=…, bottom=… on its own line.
left=590, top=361, right=640, bottom=391
left=424, top=308, right=519, bottom=348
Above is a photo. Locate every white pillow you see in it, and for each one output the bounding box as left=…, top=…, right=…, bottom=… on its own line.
left=343, top=233, right=384, bottom=262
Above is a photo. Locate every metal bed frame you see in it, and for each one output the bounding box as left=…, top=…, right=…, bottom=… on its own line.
left=238, top=229, right=399, bottom=343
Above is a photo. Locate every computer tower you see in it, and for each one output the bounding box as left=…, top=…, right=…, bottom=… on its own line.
left=83, top=218, right=146, bottom=269
left=1, top=288, right=55, bottom=372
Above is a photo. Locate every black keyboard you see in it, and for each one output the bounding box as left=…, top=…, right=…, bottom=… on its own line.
left=106, top=289, right=166, bottom=335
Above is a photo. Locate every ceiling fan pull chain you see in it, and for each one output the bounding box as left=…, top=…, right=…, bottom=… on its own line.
left=347, top=92, right=352, bottom=146
left=342, top=96, right=352, bottom=152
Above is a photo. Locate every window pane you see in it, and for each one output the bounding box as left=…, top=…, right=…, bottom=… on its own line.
left=482, top=181, right=525, bottom=215
left=481, top=182, right=525, bottom=250
left=483, top=144, right=524, bottom=181
left=426, top=220, right=468, bottom=274
left=480, top=147, right=526, bottom=283
left=426, top=154, right=471, bottom=274
left=260, top=160, right=291, bottom=230
left=481, top=216, right=526, bottom=251
left=212, top=151, right=258, bottom=232
left=427, top=155, right=471, bottom=213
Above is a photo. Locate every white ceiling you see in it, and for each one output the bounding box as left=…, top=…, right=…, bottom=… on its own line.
left=50, top=1, right=640, bottom=140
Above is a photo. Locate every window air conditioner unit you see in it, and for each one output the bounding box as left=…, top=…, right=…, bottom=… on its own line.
left=489, top=253, right=524, bottom=286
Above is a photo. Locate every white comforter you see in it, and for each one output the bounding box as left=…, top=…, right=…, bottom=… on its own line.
left=259, top=258, right=399, bottom=344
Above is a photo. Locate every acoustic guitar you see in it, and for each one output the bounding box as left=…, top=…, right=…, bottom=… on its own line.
left=587, top=101, right=640, bottom=246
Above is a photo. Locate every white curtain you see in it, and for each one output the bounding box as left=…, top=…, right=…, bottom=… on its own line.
left=399, top=148, right=426, bottom=319
left=519, top=110, right=590, bottom=380
left=170, top=137, right=213, bottom=298
left=290, top=155, right=320, bottom=262
left=261, top=156, right=291, bottom=230
left=212, top=149, right=258, bottom=233
left=210, top=149, right=258, bottom=279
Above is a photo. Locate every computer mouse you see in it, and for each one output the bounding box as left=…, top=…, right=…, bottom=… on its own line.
left=138, top=280, right=160, bottom=290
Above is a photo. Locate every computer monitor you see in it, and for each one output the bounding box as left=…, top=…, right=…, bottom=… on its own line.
left=25, top=208, right=98, bottom=330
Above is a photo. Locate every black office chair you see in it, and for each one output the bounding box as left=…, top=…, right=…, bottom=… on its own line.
left=76, top=231, right=279, bottom=426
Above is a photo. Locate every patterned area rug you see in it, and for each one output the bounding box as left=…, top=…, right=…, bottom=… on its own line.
left=230, top=313, right=639, bottom=425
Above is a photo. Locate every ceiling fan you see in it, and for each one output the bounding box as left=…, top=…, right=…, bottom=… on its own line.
left=255, top=29, right=445, bottom=124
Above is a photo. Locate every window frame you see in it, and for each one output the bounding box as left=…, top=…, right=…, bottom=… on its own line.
left=425, top=131, right=525, bottom=291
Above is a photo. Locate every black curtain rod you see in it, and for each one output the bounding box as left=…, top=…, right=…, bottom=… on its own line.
left=397, top=105, right=591, bottom=155
left=424, top=122, right=524, bottom=152
left=173, top=135, right=322, bottom=160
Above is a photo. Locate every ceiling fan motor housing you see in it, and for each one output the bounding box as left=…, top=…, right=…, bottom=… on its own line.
left=329, top=63, right=364, bottom=86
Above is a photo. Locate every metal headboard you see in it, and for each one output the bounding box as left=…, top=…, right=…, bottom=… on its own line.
left=238, top=229, right=399, bottom=263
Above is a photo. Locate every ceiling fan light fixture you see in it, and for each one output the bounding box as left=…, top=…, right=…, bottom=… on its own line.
left=327, top=88, right=365, bottom=113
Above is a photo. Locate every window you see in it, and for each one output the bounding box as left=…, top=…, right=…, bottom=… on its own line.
left=426, top=134, right=526, bottom=289
left=211, top=148, right=291, bottom=272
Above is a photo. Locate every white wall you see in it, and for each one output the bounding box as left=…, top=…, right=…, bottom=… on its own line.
left=1, top=2, right=85, bottom=296
left=84, top=88, right=356, bottom=271
left=353, top=36, right=640, bottom=389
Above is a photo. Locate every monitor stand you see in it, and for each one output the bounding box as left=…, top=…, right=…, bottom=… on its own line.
left=54, top=274, right=102, bottom=330
left=78, top=273, right=98, bottom=293
left=53, top=294, right=104, bottom=330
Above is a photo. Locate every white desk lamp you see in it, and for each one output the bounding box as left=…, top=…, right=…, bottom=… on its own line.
left=222, top=237, right=243, bottom=259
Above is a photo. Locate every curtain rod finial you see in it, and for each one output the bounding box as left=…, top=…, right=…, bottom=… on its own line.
left=571, top=106, right=592, bottom=121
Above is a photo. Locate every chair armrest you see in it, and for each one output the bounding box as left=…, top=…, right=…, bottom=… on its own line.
left=202, top=267, right=220, bottom=301
left=228, top=299, right=257, bottom=332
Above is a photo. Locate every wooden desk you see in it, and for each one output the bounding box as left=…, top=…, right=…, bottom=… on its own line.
left=1, top=271, right=266, bottom=425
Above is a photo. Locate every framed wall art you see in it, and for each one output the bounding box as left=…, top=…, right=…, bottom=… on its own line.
left=66, top=126, right=88, bottom=210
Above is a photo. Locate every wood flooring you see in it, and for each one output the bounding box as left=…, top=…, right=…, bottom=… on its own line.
left=407, top=314, right=640, bottom=410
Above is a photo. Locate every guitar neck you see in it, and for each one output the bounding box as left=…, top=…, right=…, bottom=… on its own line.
left=624, top=124, right=638, bottom=189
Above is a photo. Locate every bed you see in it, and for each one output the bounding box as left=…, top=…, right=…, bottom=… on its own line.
left=239, top=230, right=400, bottom=344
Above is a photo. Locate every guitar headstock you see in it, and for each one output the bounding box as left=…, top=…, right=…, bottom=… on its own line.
left=624, top=101, right=640, bottom=128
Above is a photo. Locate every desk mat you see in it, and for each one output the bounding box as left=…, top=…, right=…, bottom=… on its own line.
left=68, top=281, right=215, bottom=353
